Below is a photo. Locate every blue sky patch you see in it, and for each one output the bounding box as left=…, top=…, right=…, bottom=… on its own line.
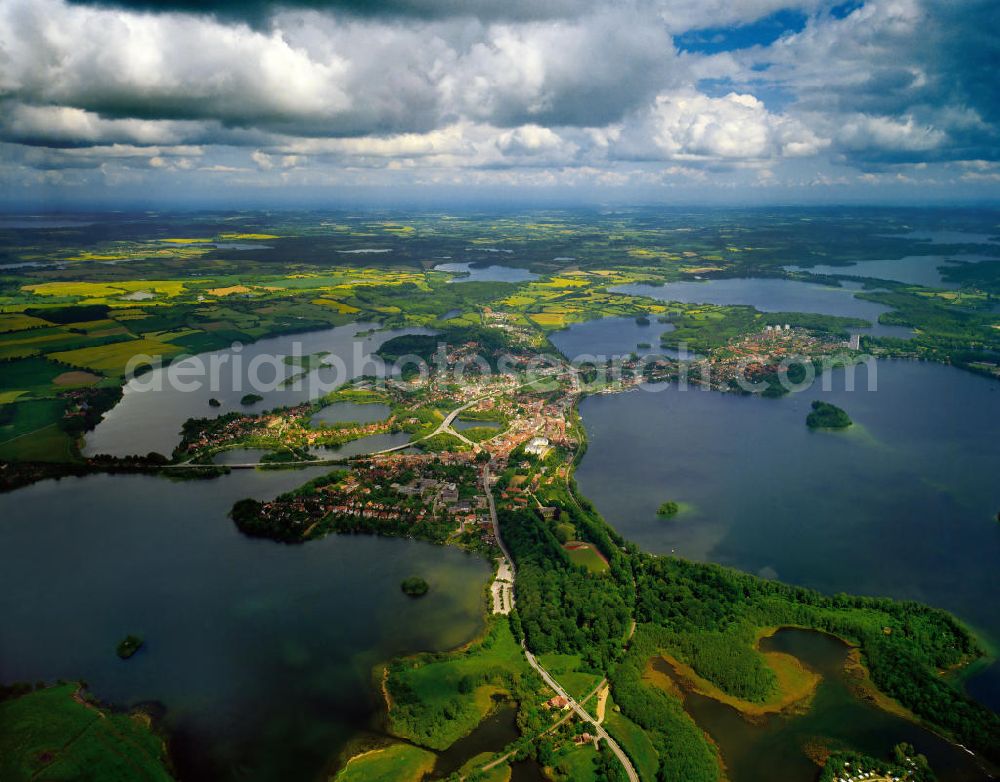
left=830, top=1, right=864, bottom=20
left=697, top=78, right=796, bottom=113
left=676, top=9, right=808, bottom=54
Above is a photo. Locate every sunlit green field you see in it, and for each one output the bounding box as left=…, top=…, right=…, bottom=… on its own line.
left=0, top=684, right=173, bottom=782
left=0, top=208, right=996, bottom=465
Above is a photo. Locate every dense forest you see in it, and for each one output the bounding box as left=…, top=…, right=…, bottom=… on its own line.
left=609, top=625, right=722, bottom=782
left=498, top=497, right=1000, bottom=780
left=500, top=507, right=632, bottom=669
left=632, top=556, right=1000, bottom=763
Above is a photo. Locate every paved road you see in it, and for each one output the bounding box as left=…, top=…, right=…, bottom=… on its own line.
left=483, top=463, right=515, bottom=571
left=482, top=460, right=639, bottom=782
left=478, top=678, right=607, bottom=775
left=521, top=646, right=639, bottom=782
left=164, top=457, right=349, bottom=470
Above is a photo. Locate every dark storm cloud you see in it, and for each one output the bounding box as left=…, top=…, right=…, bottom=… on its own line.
left=925, top=0, right=1000, bottom=127
left=63, top=0, right=598, bottom=23
left=0, top=1, right=681, bottom=140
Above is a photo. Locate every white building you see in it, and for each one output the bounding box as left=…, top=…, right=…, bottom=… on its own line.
left=525, top=437, right=551, bottom=457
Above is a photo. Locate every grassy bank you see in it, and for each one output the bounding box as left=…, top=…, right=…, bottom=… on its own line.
left=330, top=743, right=435, bottom=782
left=0, top=684, right=173, bottom=782
left=384, top=618, right=535, bottom=751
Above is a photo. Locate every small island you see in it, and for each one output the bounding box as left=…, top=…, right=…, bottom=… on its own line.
left=116, top=634, right=144, bottom=659
left=208, top=397, right=221, bottom=408
left=657, top=500, right=679, bottom=518
left=400, top=577, right=429, bottom=597
left=806, top=400, right=852, bottom=429
left=635, top=315, right=651, bottom=326
left=240, top=393, right=264, bottom=406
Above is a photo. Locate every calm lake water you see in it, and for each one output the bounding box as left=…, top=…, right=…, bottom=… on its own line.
left=573, top=355, right=1000, bottom=714
left=311, top=401, right=392, bottom=427
left=453, top=418, right=500, bottom=431
left=784, top=254, right=997, bottom=289
left=84, top=323, right=430, bottom=458
left=548, top=316, right=675, bottom=360
left=903, top=230, right=999, bottom=246
left=211, top=447, right=275, bottom=465
left=434, top=261, right=538, bottom=283
left=612, top=278, right=915, bottom=338
left=0, top=469, right=490, bottom=782
left=310, top=431, right=412, bottom=458
left=651, top=629, right=994, bottom=782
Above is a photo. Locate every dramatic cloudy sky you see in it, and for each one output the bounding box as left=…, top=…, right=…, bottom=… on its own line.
left=0, top=0, right=997, bottom=204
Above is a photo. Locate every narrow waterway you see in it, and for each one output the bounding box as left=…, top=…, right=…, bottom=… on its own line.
left=650, top=629, right=994, bottom=782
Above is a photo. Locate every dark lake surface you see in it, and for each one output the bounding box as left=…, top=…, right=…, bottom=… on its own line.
left=84, top=322, right=430, bottom=458
left=435, top=261, right=538, bottom=283
left=651, top=629, right=994, bottom=782
left=453, top=417, right=500, bottom=431
left=0, top=469, right=490, bottom=782
left=310, top=430, right=412, bottom=458
left=310, top=401, right=392, bottom=427
left=211, top=447, right=275, bottom=464
left=548, top=316, right=676, bottom=361
left=784, top=254, right=997, bottom=289
left=572, top=354, right=1000, bottom=714
left=432, top=702, right=520, bottom=777
left=612, top=278, right=915, bottom=338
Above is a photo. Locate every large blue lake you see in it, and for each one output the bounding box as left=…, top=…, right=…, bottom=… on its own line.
left=0, top=469, right=490, bottom=782
left=612, top=278, right=915, bottom=338
left=564, top=315, right=1000, bottom=715
left=84, top=323, right=430, bottom=458
left=784, top=254, right=997, bottom=288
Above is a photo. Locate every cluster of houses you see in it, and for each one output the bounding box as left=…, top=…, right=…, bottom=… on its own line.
left=708, top=326, right=844, bottom=387
left=179, top=402, right=394, bottom=456
left=541, top=696, right=600, bottom=748
left=350, top=456, right=495, bottom=541
left=323, top=497, right=425, bottom=524
left=830, top=760, right=916, bottom=782
left=481, top=307, right=539, bottom=346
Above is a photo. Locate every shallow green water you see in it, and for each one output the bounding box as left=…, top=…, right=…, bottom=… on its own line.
left=651, top=629, right=994, bottom=782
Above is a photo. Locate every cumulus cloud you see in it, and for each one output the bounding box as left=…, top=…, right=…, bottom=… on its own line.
left=723, top=0, right=1000, bottom=165
left=496, top=125, right=570, bottom=156
left=836, top=115, right=947, bottom=153
left=447, top=11, right=678, bottom=127
left=615, top=91, right=827, bottom=164
left=0, top=104, right=212, bottom=147
left=0, top=0, right=997, bottom=197
left=0, top=0, right=676, bottom=138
